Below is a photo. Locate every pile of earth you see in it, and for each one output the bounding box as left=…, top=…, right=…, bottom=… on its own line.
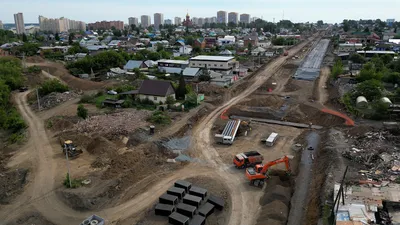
left=6, top=211, right=54, bottom=225
left=0, top=168, right=28, bottom=204
left=31, top=91, right=80, bottom=111
left=256, top=174, right=293, bottom=225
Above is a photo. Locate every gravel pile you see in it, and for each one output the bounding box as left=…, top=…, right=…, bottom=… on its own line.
left=32, top=91, right=80, bottom=111
left=73, top=110, right=151, bottom=139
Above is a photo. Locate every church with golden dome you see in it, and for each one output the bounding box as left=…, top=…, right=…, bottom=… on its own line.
left=182, top=12, right=192, bottom=27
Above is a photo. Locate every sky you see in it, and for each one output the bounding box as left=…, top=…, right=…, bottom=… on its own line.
left=1, top=0, right=399, bottom=24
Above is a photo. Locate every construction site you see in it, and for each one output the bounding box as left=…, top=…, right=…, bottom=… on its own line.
left=1, top=30, right=400, bottom=225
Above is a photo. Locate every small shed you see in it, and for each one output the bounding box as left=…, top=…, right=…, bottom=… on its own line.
left=159, top=193, right=178, bottom=205
left=189, top=215, right=206, bottom=225
left=167, top=187, right=186, bottom=199
left=207, top=195, right=224, bottom=210
left=356, top=96, right=368, bottom=108
left=102, top=99, right=125, bottom=108
left=183, top=194, right=202, bottom=207
left=198, top=202, right=215, bottom=218
left=169, top=212, right=190, bottom=225
left=189, top=186, right=208, bottom=200
left=175, top=180, right=192, bottom=192
left=155, top=203, right=175, bottom=216
left=176, top=203, right=197, bottom=218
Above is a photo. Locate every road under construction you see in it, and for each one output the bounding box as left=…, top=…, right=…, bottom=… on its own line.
left=0, top=32, right=336, bottom=225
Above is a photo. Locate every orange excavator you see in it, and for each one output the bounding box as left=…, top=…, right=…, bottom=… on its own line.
left=245, top=155, right=293, bottom=187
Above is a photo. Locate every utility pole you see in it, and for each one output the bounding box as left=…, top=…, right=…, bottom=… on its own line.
left=65, top=149, right=72, bottom=188
left=36, top=88, right=41, bottom=111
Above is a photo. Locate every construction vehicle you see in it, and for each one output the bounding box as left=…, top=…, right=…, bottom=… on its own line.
left=62, top=140, right=83, bottom=158
left=245, top=155, right=293, bottom=187
left=233, top=151, right=264, bottom=169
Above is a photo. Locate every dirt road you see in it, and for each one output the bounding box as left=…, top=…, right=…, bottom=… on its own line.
left=317, top=67, right=330, bottom=105
left=2, top=34, right=319, bottom=225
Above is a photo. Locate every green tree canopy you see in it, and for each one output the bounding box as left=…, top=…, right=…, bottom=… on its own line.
left=353, top=79, right=384, bottom=100
left=349, top=54, right=366, bottom=64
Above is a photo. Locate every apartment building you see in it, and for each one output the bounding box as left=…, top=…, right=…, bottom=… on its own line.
left=240, top=14, right=251, bottom=24
left=14, top=13, right=25, bottom=34
left=228, top=12, right=239, bottom=24
left=88, top=21, right=123, bottom=30
left=217, top=11, right=227, bottom=24
left=197, top=18, right=204, bottom=27
left=39, top=16, right=86, bottom=33
left=174, top=17, right=182, bottom=25
left=128, top=17, right=139, bottom=26
left=154, top=13, right=164, bottom=29
left=210, top=17, right=217, bottom=24
left=189, top=55, right=236, bottom=75
left=141, top=15, right=151, bottom=28
left=164, top=19, right=172, bottom=25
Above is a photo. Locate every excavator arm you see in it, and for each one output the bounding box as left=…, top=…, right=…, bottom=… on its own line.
left=259, top=156, right=291, bottom=174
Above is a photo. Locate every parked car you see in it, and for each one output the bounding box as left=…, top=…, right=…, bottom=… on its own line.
left=107, top=90, right=118, bottom=95
left=19, top=86, right=28, bottom=92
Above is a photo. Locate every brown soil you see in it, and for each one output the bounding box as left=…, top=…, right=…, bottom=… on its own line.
left=6, top=211, right=55, bottom=225
left=86, top=136, right=118, bottom=156
left=26, top=56, right=45, bottom=63
left=241, top=95, right=284, bottom=109
left=283, top=79, right=302, bottom=92
left=47, top=116, right=79, bottom=132
left=0, top=168, right=28, bottom=204
left=24, top=71, right=48, bottom=87
left=284, top=104, right=345, bottom=126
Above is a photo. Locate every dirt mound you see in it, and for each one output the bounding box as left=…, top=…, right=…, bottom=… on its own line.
left=6, top=211, right=54, bottom=225
left=26, top=56, right=45, bottom=63
left=87, top=136, right=117, bottom=155
left=0, top=168, right=28, bottom=204
left=258, top=200, right=289, bottom=223
left=58, top=131, right=93, bottom=149
left=256, top=218, right=285, bottom=225
left=260, top=185, right=291, bottom=207
left=48, top=116, right=78, bottom=131
left=346, top=125, right=374, bottom=137
left=284, top=80, right=301, bottom=92
left=32, top=91, right=80, bottom=111
left=241, top=95, right=284, bottom=109
left=284, top=104, right=345, bottom=126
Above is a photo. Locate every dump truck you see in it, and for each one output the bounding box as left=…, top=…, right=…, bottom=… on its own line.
left=61, top=140, right=83, bottom=158
left=246, top=155, right=293, bottom=187
left=233, top=151, right=264, bottom=169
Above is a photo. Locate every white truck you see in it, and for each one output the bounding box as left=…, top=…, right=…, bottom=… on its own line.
left=215, top=119, right=241, bottom=145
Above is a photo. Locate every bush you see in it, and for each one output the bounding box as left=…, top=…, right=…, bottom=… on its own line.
left=27, top=65, right=41, bottom=74
left=122, top=96, right=134, bottom=108
left=79, top=94, right=96, bottom=104
left=39, top=79, right=69, bottom=96
left=147, top=111, right=171, bottom=125
left=166, top=96, right=175, bottom=104
left=77, top=104, right=88, bottom=119
left=63, top=173, right=82, bottom=188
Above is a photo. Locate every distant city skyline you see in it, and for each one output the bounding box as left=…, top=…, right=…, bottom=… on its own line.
left=1, top=0, right=400, bottom=24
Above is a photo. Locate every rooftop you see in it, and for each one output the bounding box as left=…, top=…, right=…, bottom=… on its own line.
left=158, top=59, right=189, bottom=65
left=190, top=55, right=234, bottom=61
left=356, top=50, right=396, bottom=54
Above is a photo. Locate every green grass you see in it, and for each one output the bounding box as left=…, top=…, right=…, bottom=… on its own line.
left=95, top=94, right=117, bottom=108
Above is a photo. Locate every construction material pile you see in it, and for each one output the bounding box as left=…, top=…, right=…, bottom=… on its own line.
left=32, top=91, right=80, bottom=110
left=73, top=110, right=151, bottom=139
left=342, top=130, right=400, bottom=181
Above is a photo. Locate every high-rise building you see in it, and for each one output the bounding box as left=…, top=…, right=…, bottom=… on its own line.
left=154, top=13, right=164, bottom=29
left=197, top=18, right=204, bottom=27
left=174, top=17, right=182, bottom=25
left=14, top=12, right=25, bottom=34
left=141, top=15, right=151, bottom=28
left=164, top=19, right=172, bottom=25
left=0, top=20, right=3, bottom=29
left=210, top=17, right=217, bottom=24
left=192, top=17, right=199, bottom=26
left=217, top=11, right=227, bottom=24
left=387, top=19, right=395, bottom=27
left=128, top=17, right=139, bottom=26
left=251, top=17, right=259, bottom=22
left=39, top=15, right=86, bottom=33
left=228, top=12, right=239, bottom=24
left=240, top=13, right=251, bottom=24
left=87, top=21, right=123, bottom=30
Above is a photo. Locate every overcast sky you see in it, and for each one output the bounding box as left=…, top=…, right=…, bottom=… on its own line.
left=1, top=0, right=399, bottom=24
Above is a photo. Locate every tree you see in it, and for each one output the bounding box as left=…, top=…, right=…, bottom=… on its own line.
left=364, top=27, right=370, bottom=33
left=55, top=33, right=60, bottom=41
left=383, top=72, right=400, bottom=85
left=22, top=33, right=28, bottom=42
left=176, top=75, right=187, bottom=99
left=343, top=20, right=350, bottom=32
left=192, top=46, right=201, bottom=54
left=185, top=36, right=194, bottom=45
left=159, top=24, right=163, bottom=30
left=272, top=37, right=285, bottom=45
left=357, top=62, right=383, bottom=82
left=353, top=79, right=384, bottom=100
left=317, top=20, right=324, bottom=27
left=331, top=59, right=344, bottom=79
left=68, top=33, right=74, bottom=45
left=113, top=30, right=122, bottom=37
left=349, top=54, right=366, bottom=64
left=123, top=29, right=128, bottom=37
left=77, top=104, right=88, bottom=119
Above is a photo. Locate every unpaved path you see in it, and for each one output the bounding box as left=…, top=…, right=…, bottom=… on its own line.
left=1, top=34, right=319, bottom=225
left=317, top=67, right=330, bottom=105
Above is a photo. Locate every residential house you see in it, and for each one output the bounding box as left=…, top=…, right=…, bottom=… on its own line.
left=338, top=43, right=363, bottom=52
left=257, top=41, right=271, bottom=48
left=217, top=36, right=235, bottom=46
left=251, top=47, right=266, bottom=56
left=64, top=53, right=87, bottom=61
left=189, top=55, right=237, bottom=75
left=182, top=67, right=202, bottom=81
left=158, top=59, right=189, bottom=74
left=38, top=46, right=71, bottom=55
left=193, top=38, right=206, bottom=49
left=123, top=60, right=147, bottom=71
left=219, top=49, right=233, bottom=56
left=144, top=60, right=157, bottom=68
left=205, top=37, right=217, bottom=48
left=137, top=80, right=175, bottom=104
left=244, top=32, right=259, bottom=47
left=179, top=45, right=193, bottom=55
left=108, top=40, right=121, bottom=48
